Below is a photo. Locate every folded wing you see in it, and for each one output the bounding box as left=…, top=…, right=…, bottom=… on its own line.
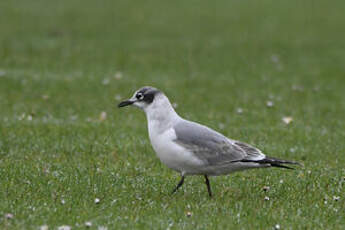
left=173, top=120, right=266, bottom=166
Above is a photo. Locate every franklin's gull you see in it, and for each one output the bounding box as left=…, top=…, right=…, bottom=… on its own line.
left=118, top=86, right=299, bottom=197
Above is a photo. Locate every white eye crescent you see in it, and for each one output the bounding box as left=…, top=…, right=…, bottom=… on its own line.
left=136, top=93, right=144, bottom=100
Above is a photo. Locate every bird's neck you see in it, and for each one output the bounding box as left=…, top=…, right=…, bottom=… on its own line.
left=145, top=97, right=180, bottom=135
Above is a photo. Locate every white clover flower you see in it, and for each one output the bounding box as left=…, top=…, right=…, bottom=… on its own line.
left=236, top=108, right=243, bottom=114
left=263, top=186, right=270, bottom=192
left=266, top=101, right=274, bottom=107
left=99, top=111, right=107, bottom=121
left=333, top=196, right=340, bottom=201
left=58, top=226, right=71, bottom=230
left=114, top=72, right=123, bottom=79
left=5, top=213, right=14, bottom=219
left=40, top=225, right=49, bottom=230
left=282, top=116, right=293, bottom=124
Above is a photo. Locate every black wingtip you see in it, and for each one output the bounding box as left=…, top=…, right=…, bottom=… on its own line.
left=262, top=156, right=301, bottom=170
left=270, top=163, right=295, bottom=170
left=234, top=156, right=301, bottom=170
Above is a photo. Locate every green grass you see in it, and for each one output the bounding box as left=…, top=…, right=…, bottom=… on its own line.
left=1, top=0, right=344, bottom=229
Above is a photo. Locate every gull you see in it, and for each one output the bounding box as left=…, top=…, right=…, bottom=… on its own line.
left=118, top=86, right=299, bottom=197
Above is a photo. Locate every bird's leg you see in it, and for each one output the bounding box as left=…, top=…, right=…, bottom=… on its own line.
left=204, top=175, right=212, bottom=197
left=171, top=175, right=185, bottom=194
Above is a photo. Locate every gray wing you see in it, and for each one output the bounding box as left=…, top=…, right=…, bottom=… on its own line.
left=173, top=120, right=265, bottom=166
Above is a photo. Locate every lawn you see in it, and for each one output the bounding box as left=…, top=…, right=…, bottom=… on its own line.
left=0, top=0, right=344, bottom=229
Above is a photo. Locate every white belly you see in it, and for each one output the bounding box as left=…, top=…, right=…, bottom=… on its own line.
left=149, top=128, right=204, bottom=175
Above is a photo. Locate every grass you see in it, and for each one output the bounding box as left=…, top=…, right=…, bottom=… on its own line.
left=0, top=0, right=344, bottom=229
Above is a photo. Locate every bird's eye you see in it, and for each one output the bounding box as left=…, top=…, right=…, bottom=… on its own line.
left=136, top=93, right=144, bottom=100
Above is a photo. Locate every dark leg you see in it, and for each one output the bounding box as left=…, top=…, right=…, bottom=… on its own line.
left=204, top=175, right=212, bottom=197
left=171, top=175, right=185, bottom=194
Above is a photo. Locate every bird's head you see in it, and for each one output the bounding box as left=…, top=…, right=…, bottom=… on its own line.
left=118, top=86, right=163, bottom=111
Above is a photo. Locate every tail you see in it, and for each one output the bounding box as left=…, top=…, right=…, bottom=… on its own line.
left=239, top=156, right=301, bottom=170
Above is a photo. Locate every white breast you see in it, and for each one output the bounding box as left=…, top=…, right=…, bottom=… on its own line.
left=148, top=126, right=204, bottom=175
left=143, top=93, right=204, bottom=175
